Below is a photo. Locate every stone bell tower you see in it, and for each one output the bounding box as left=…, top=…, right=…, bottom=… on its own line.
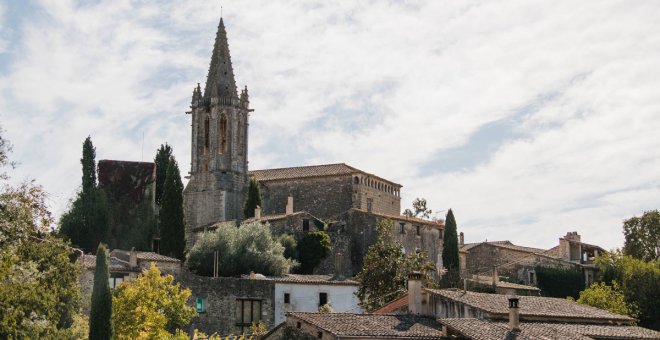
left=183, top=18, right=251, bottom=248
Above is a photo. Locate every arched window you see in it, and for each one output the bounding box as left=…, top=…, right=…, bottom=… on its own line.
left=354, top=176, right=359, bottom=184
left=204, top=115, right=210, bottom=155
left=219, top=114, right=227, bottom=154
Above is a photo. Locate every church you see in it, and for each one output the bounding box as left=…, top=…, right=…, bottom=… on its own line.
left=182, top=18, right=444, bottom=277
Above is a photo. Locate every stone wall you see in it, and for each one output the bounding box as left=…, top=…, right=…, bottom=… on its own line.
left=352, top=178, right=401, bottom=216
left=179, top=272, right=275, bottom=336
left=259, top=176, right=354, bottom=219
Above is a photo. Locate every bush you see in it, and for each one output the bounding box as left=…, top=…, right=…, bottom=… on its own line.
left=186, top=221, right=296, bottom=276
left=296, top=231, right=332, bottom=274
left=535, top=266, right=584, bottom=299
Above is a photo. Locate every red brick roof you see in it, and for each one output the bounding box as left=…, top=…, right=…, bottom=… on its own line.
left=372, top=293, right=409, bottom=314
left=289, top=312, right=443, bottom=339
left=426, top=289, right=634, bottom=324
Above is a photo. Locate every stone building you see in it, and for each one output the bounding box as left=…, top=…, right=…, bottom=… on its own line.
left=459, top=231, right=605, bottom=290
left=183, top=18, right=251, bottom=248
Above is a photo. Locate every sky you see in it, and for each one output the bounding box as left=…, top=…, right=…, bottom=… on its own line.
left=1, top=0, right=660, bottom=250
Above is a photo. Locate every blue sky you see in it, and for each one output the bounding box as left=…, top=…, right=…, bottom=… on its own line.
left=2, top=0, right=660, bottom=250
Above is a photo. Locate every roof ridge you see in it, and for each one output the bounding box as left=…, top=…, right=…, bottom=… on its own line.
left=249, top=162, right=351, bottom=172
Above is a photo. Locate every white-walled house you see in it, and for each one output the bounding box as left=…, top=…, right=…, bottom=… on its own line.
left=272, top=274, right=362, bottom=325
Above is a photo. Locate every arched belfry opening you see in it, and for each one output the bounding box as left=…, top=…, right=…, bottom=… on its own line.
left=204, top=115, right=210, bottom=155
left=219, top=114, right=228, bottom=154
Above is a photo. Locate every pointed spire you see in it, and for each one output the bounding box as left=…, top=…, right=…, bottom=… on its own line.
left=204, top=18, right=238, bottom=102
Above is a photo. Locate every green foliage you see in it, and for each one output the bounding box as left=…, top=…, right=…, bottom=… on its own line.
left=278, top=234, right=298, bottom=260
left=186, top=221, right=296, bottom=276
left=0, top=178, right=82, bottom=338
left=243, top=177, right=262, bottom=218
left=112, top=264, right=196, bottom=339
left=623, top=210, right=660, bottom=262
left=104, top=187, right=155, bottom=251
left=154, top=143, right=173, bottom=205
left=295, top=231, right=332, bottom=274
left=160, top=157, right=186, bottom=260
left=440, top=209, right=460, bottom=288
left=89, top=244, right=112, bottom=340
left=595, top=251, right=660, bottom=330
left=354, top=219, right=435, bottom=311
left=573, top=281, right=637, bottom=318
left=57, top=313, right=89, bottom=340
left=403, top=198, right=432, bottom=219
left=318, top=304, right=333, bottom=313
left=535, top=266, right=584, bottom=299
left=58, top=136, right=110, bottom=253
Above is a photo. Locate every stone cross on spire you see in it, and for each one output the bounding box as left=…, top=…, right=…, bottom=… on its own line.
left=204, top=18, right=238, bottom=101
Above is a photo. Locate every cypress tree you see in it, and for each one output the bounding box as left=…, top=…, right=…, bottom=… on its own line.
left=243, top=177, right=262, bottom=218
left=81, top=136, right=96, bottom=196
left=154, top=143, right=173, bottom=205
left=160, top=157, right=185, bottom=260
left=89, top=244, right=112, bottom=340
left=441, top=209, right=461, bottom=288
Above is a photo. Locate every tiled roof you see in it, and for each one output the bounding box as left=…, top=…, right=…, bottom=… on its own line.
left=289, top=312, right=443, bottom=339
left=243, top=211, right=310, bottom=223
left=426, top=289, right=634, bottom=324
left=373, top=293, right=409, bottom=314
left=460, top=241, right=513, bottom=252
left=531, top=322, right=660, bottom=340
left=249, top=163, right=359, bottom=181
left=249, top=163, right=402, bottom=186
left=271, top=274, right=359, bottom=286
left=460, top=240, right=555, bottom=257
left=109, top=249, right=180, bottom=263
left=81, top=254, right=136, bottom=272
left=440, top=319, right=591, bottom=340
left=468, top=276, right=540, bottom=292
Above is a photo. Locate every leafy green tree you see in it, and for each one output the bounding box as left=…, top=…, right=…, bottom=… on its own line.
left=160, top=157, right=186, bottom=260
left=278, top=234, right=298, bottom=260
left=623, top=210, right=660, bottom=262
left=243, top=177, right=262, bottom=218
left=58, top=136, right=110, bottom=253
left=573, top=281, right=637, bottom=318
left=595, top=251, right=660, bottom=330
left=354, top=219, right=435, bottom=311
left=89, top=244, right=112, bottom=340
left=186, top=221, right=296, bottom=276
left=402, top=198, right=432, bottom=219
left=154, top=143, right=173, bottom=205
left=440, top=209, right=460, bottom=288
left=296, top=231, right=332, bottom=274
left=112, top=264, right=196, bottom=339
left=535, top=266, right=584, bottom=299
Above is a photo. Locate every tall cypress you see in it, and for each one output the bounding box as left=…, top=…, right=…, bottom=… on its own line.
left=154, top=143, right=173, bottom=205
left=243, top=177, right=262, bottom=218
left=441, top=209, right=461, bottom=288
left=89, top=244, right=112, bottom=340
left=160, top=157, right=185, bottom=260
left=81, top=136, right=96, bottom=196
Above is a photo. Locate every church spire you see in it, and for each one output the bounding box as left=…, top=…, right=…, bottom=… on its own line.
left=204, top=18, right=238, bottom=101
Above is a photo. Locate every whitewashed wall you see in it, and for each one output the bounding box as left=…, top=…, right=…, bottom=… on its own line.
left=274, top=283, right=363, bottom=325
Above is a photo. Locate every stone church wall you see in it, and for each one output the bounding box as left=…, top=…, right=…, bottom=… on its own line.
left=259, top=176, right=354, bottom=219
left=352, top=180, right=401, bottom=216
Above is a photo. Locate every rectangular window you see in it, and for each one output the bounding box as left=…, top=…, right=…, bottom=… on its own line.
left=196, top=297, right=206, bottom=313
left=529, top=271, right=536, bottom=285
left=108, top=274, right=126, bottom=289
left=236, top=299, right=262, bottom=332
left=319, top=292, right=328, bottom=307
left=366, top=198, right=373, bottom=212
left=284, top=293, right=290, bottom=304
left=399, top=223, right=405, bottom=234
left=302, top=219, right=310, bottom=232
left=416, top=225, right=421, bottom=236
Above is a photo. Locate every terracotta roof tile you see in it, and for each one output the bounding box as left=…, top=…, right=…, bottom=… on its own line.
left=289, top=312, right=443, bottom=338
left=271, top=274, right=358, bottom=286
left=426, top=289, right=634, bottom=323
left=532, top=322, right=660, bottom=340
left=440, top=319, right=591, bottom=340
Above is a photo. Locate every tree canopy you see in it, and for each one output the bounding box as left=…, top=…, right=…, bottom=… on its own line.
left=112, top=264, right=196, bottom=339
left=295, top=231, right=332, bottom=274
left=403, top=198, right=432, bottom=219
left=573, top=281, right=637, bottom=318
left=243, top=177, right=262, bottom=218
left=154, top=143, right=173, bottom=205
left=623, top=210, right=660, bottom=262
left=186, top=221, right=296, bottom=277
left=440, top=209, right=460, bottom=288
left=160, top=157, right=185, bottom=260
left=89, top=244, right=112, bottom=340
left=354, top=219, right=435, bottom=311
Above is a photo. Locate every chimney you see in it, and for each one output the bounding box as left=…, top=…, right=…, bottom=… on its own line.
left=408, top=272, right=424, bottom=315
left=129, top=247, right=137, bottom=267
left=286, top=196, right=294, bottom=215
left=508, top=296, right=520, bottom=331
left=255, top=206, right=261, bottom=219
left=492, top=266, right=499, bottom=286
left=459, top=232, right=464, bottom=246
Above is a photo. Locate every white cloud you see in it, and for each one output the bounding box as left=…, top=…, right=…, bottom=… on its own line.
left=2, top=0, right=660, bottom=250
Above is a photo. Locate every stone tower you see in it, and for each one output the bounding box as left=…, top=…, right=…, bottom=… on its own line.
left=183, top=18, right=251, bottom=248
